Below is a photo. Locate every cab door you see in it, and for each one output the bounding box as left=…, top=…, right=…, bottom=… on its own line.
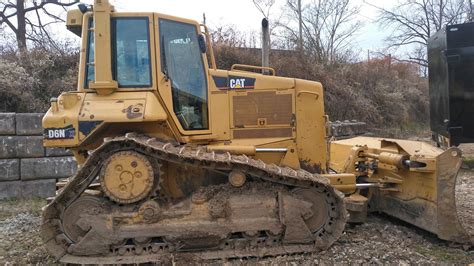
left=155, top=15, right=211, bottom=136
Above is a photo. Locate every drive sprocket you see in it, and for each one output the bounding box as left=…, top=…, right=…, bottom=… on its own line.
left=100, top=151, right=155, bottom=204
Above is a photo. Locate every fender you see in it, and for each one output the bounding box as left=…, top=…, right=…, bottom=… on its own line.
left=43, top=91, right=167, bottom=147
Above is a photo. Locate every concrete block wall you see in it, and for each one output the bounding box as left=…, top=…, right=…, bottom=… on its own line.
left=0, top=113, right=77, bottom=200
left=329, top=120, right=367, bottom=138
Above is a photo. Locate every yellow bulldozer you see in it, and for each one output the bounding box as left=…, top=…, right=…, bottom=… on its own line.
left=41, top=0, right=471, bottom=264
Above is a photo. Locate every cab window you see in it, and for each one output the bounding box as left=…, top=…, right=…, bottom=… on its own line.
left=85, top=17, right=151, bottom=88
left=112, top=18, right=151, bottom=87
left=159, top=19, right=209, bottom=130
left=85, top=18, right=94, bottom=87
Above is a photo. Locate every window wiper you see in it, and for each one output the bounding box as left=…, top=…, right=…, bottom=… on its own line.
left=161, top=35, right=170, bottom=81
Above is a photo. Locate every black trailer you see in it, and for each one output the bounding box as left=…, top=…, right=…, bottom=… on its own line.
left=428, top=22, right=474, bottom=146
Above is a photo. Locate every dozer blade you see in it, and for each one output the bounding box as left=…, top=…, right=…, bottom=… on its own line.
left=375, top=147, right=471, bottom=244
left=436, top=148, right=471, bottom=243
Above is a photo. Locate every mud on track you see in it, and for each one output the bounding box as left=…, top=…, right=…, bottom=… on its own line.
left=0, top=195, right=472, bottom=265
left=0, top=145, right=472, bottom=264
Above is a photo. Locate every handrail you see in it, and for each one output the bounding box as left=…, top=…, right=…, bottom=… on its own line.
left=231, top=64, right=276, bottom=76
left=200, top=24, right=217, bottom=70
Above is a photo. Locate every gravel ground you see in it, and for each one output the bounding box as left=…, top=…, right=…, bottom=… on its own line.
left=0, top=144, right=472, bottom=265
left=457, top=168, right=474, bottom=241
left=242, top=215, right=473, bottom=265
left=247, top=166, right=474, bottom=265
left=0, top=193, right=472, bottom=265
left=0, top=199, right=56, bottom=265
left=458, top=144, right=474, bottom=241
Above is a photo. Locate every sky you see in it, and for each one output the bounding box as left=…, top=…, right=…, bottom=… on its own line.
left=49, top=0, right=398, bottom=51
left=103, top=0, right=398, bottom=53
left=4, top=0, right=403, bottom=57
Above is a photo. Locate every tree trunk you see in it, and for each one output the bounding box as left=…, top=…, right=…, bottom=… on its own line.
left=470, top=0, right=473, bottom=21
left=16, top=0, right=27, bottom=52
left=298, top=0, right=303, bottom=50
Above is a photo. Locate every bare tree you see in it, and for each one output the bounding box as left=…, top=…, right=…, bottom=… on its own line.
left=252, top=0, right=281, bottom=39
left=470, top=0, right=474, bottom=21
left=280, top=0, right=362, bottom=63
left=253, top=0, right=276, bottom=19
left=0, top=0, right=79, bottom=52
left=368, top=0, right=469, bottom=66
left=297, top=0, right=303, bottom=49
left=211, top=25, right=258, bottom=48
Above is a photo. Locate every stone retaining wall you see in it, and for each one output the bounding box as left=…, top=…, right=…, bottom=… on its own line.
left=0, top=113, right=77, bottom=200
left=329, top=120, right=367, bottom=138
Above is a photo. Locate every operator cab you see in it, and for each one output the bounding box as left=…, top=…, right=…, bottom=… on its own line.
left=67, top=5, right=211, bottom=134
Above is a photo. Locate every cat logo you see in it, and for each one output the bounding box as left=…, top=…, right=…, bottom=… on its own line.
left=229, top=78, right=246, bottom=89
left=212, top=75, right=256, bottom=90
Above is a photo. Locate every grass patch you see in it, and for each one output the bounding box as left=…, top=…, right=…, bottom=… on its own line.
left=462, top=157, right=474, bottom=169
left=0, top=198, right=46, bottom=221
left=371, top=123, right=430, bottom=140
left=414, top=245, right=471, bottom=263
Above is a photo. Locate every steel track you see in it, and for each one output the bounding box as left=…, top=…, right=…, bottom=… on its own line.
left=41, top=133, right=347, bottom=264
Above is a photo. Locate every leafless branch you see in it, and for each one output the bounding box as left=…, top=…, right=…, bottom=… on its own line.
left=0, top=0, right=79, bottom=51
left=365, top=0, right=469, bottom=66
left=252, top=0, right=276, bottom=19
left=280, top=0, right=362, bottom=63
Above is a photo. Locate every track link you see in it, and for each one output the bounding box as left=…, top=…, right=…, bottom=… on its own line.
left=41, top=133, right=347, bottom=264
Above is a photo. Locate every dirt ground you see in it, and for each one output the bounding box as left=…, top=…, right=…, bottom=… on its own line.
left=0, top=179, right=472, bottom=265
left=0, top=205, right=472, bottom=265
left=0, top=144, right=472, bottom=265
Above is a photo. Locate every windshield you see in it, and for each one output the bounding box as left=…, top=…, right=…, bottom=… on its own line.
left=159, top=19, right=208, bottom=130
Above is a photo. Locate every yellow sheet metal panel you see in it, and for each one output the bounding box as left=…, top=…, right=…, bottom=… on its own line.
left=249, top=72, right=295, bottom=90
left=88, top=0, right=118, bottom=94
left=43, top=91, right=168, bottom=148
left=295, top=79, right=327, bottom=173
left=42, top=92, right=85, bottom=148
left=66, top=9, right=83, bottom=36
left=332, top=136, right=443, bottom=156
left=208, top=69, right=230, bottom=141
left=80, top=92, right=167, bottom=123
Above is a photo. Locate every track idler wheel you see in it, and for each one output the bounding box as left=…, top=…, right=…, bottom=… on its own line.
left=62, top=196, right=106, bottom=243
left=100, top=151, right=155, bottom=204
left=280, top=186, right=340, bottom=247
left=294, top=187, right=333, bottom=234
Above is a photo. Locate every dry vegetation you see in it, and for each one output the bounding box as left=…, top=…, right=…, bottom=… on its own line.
left=0, top=42, right=429, bottom=133
left=0, top=47, right=78, bottom=112
left=214, top=42, right=429, bottom=131
left=0, top=0, right=468, bottom=133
